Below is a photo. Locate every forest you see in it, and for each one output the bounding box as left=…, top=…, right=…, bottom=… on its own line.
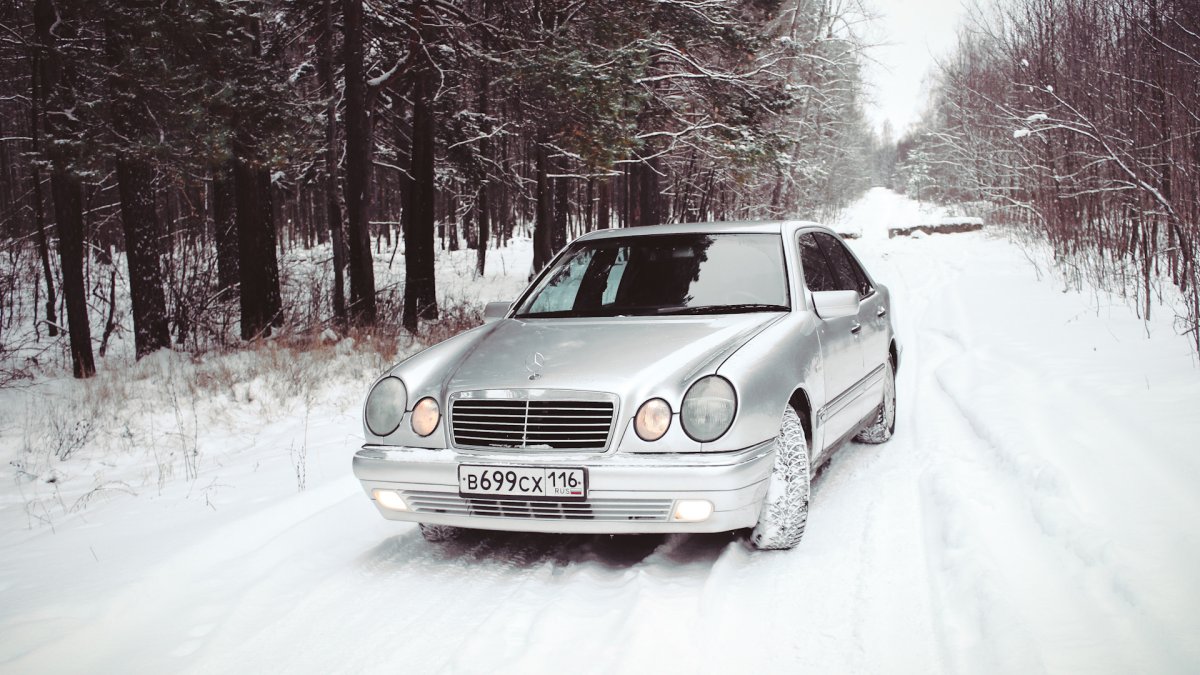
left=0, top=0, right=880, bottom=380
left=888, top=0, right=1200, bottom=351
left=3, top=0, right=1198, bottom=382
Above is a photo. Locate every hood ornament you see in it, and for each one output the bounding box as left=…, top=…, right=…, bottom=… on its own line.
left=525, top=351, right=545, bottom=381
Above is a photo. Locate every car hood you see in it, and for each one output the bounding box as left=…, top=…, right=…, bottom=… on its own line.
left=446, top=313, right=784, bottom=396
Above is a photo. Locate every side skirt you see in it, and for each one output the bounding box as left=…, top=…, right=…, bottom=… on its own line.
left=811, top=405, right=881, bottom=475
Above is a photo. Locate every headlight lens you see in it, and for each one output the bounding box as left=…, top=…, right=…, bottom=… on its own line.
left=634, top=398, right=672, bottom=442
left=681, top=376, right=736, bottom=442
left=411, top=397, right=440, bottom=436
left=365, top=376, right=407, bottom=436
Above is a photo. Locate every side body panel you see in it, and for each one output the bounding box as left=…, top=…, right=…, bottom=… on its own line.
left=811, top=308, right=865, bottom=449
left=854, top=284, right=892, bottom=418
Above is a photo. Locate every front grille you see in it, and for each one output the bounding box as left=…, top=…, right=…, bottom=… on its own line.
left=402, top=490, right=672, bottom=522
left=451, top=397, right=615, bottom=451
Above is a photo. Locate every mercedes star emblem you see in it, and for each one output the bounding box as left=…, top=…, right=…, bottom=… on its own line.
left=525, top=351, right=545, bottom=380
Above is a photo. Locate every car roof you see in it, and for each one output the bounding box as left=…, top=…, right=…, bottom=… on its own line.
left=575, top=220, right=826, bottom=241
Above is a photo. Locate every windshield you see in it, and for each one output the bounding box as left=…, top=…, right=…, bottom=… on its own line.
left=514, top=233, right=790, bottom=318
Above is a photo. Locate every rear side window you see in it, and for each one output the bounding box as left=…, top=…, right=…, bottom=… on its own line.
left=798, top=233, right=838, bottom=292
left=814, top=232, right=873, bottom=297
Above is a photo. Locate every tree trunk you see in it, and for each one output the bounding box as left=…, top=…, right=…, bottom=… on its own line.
left=584, top=177, right=594, bottom=232
left=395, top=95, right=412, bottom=258
left=211, top=163, right=240, bottom=294
left=50, top=172, right=94, bottom=377
left=34, top=0, right=94, bottom=377
left=105, top=15, right=170, bottom=359
left=258, top=167, right=282, bottom=325
left=631, top=157, right=660, bottom=226
left=448, top=187, right=460, bottom=251
left=402, top=70, right=439, bottom=331
left=475, top=0, right=491, bottom=277
left=233, top=153, right=269, bottom=339
left=620, top=164, right=630, bottom=227
left=115, top=159, right=170, bottom=357
left=317, top=0, right=345, bottom=326
left=552, top=160, right=568, bottom=250
left=230, top=122, right=281, bottom=341
left=27, top=40, right=57, bottom=336
left=343, top=0, right=376, bottom=325
left=532, top=138, right=553, bottom=273
left=476, top=184, right=489, bottom=276
left=596, top=175, right=610, bottom=229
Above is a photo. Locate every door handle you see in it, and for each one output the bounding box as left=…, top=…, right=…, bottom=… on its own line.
left=877, top=306, right=888, bottom=318
left=850, top=322, right=862, bottom=335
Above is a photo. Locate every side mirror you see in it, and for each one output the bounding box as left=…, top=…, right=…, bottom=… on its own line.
left=811, top=290, right=859, bottom=320
left=483, top=301, right=511, bottom=324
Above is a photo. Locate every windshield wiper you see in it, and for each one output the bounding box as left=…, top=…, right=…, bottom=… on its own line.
left=515, top=306, right=658, bottom=319
left=658, top=303, right=789, bottom=316
left=515, top=310, right=580, bottom=319
left=517, top=303, right=788, bottom=318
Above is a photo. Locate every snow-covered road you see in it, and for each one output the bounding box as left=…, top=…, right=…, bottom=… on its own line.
left=3, top=189, right=1199, bottom=674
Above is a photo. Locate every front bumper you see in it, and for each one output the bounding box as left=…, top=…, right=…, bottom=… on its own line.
left=352, top=441, right=775, bottom=534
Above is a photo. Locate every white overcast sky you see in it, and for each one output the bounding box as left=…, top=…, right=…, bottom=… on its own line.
left=861, top=0, right=976, bottom=136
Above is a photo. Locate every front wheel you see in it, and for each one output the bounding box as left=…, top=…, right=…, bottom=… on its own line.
left=750, top=405, right=811, bottom=550
left=418, top=523, right=461, bottom=543
left=855, top=359, right=896, bottom=444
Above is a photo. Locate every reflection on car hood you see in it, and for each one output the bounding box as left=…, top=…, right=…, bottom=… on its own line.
left=447, top=313, right=783, bottom=394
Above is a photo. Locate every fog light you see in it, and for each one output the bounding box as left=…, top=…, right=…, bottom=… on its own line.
left=373, top=489, right=409, bottom=511
left=673, top=499, right=713, bottom=522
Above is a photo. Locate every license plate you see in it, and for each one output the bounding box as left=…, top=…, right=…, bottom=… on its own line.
left=458, top=465, right=588, bottom=501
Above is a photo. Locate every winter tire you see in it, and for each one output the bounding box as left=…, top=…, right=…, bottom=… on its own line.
left=855, top=358, right=896, bottom=444
left=750, top=405, right=811, bottom=550
left=419, top=523, right=461, bottom=543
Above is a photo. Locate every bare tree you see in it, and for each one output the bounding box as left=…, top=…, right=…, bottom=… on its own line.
left=915, top=0, right=1200, bottom=350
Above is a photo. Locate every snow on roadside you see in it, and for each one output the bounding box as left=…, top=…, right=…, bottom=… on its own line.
left=1, top=195, right=1199, bottom=673
left=850, top=224, right=1200, bottom=673
left=0, top=238, right=534, bottom=527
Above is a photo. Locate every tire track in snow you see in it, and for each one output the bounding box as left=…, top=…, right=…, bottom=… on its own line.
left=909, top=259, right=1196, bottom=673
left=914, top=327, right=1054, bottom=674
left=927, top=351, right=1199, bottom=670
left=883, top=236, right=968, bottom=675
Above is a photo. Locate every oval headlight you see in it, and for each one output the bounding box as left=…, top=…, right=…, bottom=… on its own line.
left=681, top=376, right=736, bottom=442
left=634, top=398, right=672, bottom=442
left=411, top=397, right=440, bottom=437
left=365, top=376, right=407, bottom=437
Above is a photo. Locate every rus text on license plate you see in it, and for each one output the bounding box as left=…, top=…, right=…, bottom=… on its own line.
left=458, top=465, right=587, bottom=501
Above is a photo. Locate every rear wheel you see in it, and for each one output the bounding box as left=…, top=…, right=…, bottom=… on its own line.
left=750, top=405, right=811, bottom=550
left=855, top=359, right=896, bottom=444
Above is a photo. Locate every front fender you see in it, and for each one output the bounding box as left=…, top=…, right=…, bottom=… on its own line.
left=710, top=312, right=825, bottom=451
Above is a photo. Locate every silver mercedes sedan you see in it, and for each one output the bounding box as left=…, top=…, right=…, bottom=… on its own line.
left=352, top=221, right=898, bottom=549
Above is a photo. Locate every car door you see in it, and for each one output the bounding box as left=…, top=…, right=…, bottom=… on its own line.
left=798, top=232, right=864, bottom=453
left=814, top=232, right=888, bottom=423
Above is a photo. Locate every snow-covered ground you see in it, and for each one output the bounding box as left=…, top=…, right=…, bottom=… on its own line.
left=2, top=188, right=1199, bottom=673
